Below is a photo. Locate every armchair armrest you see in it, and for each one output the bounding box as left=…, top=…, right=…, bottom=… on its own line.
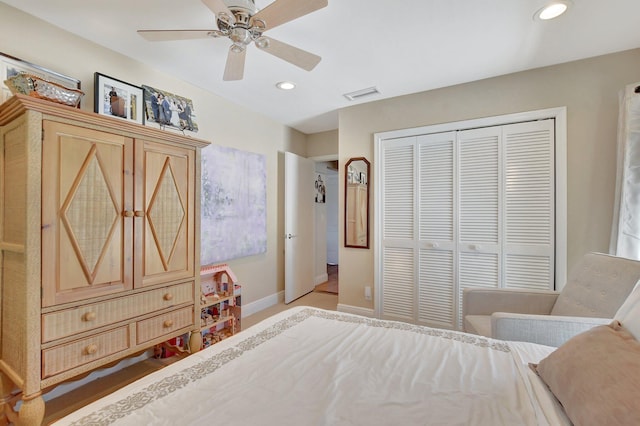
left=492, top=313, right=612, bottom=347
left=463, top=288, right=560, bottom=317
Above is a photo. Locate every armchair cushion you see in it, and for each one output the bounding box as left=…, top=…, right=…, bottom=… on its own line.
left=463, top=315, right=491, bottom=337
left=551, top=252, right=640, bottom=317
left=491, top=312, right=611, bottom=347
left=462, top=288, right=559, bottom=335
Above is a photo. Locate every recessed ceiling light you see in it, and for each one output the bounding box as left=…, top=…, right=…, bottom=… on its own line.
left=534, top=1, right=571, bottom=20
left=276, top=81, right=296, bottom=90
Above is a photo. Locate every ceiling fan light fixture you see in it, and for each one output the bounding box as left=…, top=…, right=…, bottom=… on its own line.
left=230, top=27, right=251, bottom=44
left=255, top=37, right=270, bottom=49
left=276, top=81, right=296, bottom=90
left=534, top=1, right=571, bottom=21
left=230, top=44, right=245, bottom=53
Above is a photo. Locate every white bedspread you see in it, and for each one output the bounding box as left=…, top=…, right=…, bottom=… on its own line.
left=54, top=307, right=569, bottom=425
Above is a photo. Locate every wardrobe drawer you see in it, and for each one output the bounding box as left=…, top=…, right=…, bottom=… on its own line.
left=42, top=282, right=194, bottom=342
left=136, top=306, right=194, bottom=345
left=42, top=326, right=130, bottom=379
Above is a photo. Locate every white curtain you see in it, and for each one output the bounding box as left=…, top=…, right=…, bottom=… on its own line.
left=611, top=82, right=640, bottom=259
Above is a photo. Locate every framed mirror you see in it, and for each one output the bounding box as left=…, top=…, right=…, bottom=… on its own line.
left=345, top=157, right=370, bottom=248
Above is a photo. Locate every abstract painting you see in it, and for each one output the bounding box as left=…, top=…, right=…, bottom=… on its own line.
left=200, top=145, right=267, bottom=265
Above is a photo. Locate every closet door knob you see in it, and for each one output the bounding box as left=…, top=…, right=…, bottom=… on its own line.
left=123, top=210, right=134, bottom=217
left=134, top=210, right=145, bottom=217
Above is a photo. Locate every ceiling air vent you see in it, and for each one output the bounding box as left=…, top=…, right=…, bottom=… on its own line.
left=343, top=86, right=380, bottom=101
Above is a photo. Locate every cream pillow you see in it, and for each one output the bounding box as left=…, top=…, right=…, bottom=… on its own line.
left=531, top=321, right=640, bottom=426
left=614, top=279, right=640, bottom=339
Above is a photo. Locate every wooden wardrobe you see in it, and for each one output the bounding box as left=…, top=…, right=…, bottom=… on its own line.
left=0, top=94, right=208, bottom=424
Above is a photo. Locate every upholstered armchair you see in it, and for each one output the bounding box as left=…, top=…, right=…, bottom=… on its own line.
left=463, top=252, right=640, bottom=347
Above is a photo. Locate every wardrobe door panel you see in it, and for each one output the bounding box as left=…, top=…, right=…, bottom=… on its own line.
left=42, top=121, right=133, bottom=307
left=138, top=140, right=194, bottom=287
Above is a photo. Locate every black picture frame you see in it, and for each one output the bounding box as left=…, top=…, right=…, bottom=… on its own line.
left=94, top=72, right=144, bottom=125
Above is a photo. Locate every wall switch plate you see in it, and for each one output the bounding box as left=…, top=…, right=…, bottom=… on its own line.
left=364, top=286, right=372, bottom=300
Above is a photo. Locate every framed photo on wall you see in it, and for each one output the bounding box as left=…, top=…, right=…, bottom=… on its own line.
left=94, top=72, right=144, bottom=124
left=0, top=51, right=81, bottom=105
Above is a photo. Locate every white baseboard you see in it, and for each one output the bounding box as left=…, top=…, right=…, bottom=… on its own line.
left=337, top=304, right=375, bottom=318
left=314, top=273, right=329, bottom=285
left=243, top=294, right=375, bottom=320
left=243, top=290, right=284, bottom=318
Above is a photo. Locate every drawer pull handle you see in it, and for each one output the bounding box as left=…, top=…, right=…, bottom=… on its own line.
left=123, top=210, right=134, bottom=217
left=163, top=293, right=174, bottom=301
left=134, top=210, right=145, bottom=217
left=84, top=344, right=98, bottom=355
left=82, top=312, right=97, bottom=322
left=163, top=319, right=174, bottom=328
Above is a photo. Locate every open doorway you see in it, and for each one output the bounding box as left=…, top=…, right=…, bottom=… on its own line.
left=313, top=160, right=338, bottom=294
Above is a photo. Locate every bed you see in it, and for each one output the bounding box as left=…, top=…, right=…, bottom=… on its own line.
left=53, top=304, right=640, bottom=425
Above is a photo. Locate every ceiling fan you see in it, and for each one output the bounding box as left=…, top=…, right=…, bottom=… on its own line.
left=137, top=0, right=327, bottom=81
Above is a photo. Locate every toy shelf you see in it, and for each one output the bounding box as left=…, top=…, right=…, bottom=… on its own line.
left=198, top=263, right=241, bottom=349
left=200, top=314, right=235, bottom=332
left=201, top=294, right=234, bottom=309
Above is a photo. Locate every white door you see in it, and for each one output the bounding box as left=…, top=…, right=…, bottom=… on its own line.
left=284, top=152, right=316, bottom=303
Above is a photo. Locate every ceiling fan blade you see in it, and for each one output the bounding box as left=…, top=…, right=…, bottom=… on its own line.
left=202, top=0, right=236, bottom=25
left=257, top=36, right=321, bottom=71
left=251, top=0, right=327, bottom=31
left=137, top=30, right=217, bottom=41
left=223, top=48, right=246, bottom=81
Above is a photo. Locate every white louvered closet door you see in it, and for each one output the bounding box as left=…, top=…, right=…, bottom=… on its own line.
left=503, top=120, right=555, bottom=291
left=417, top=133, right=456, bottom=328
left=378, top=118, right=555, bottom=329
left=457, top=127, right=502, bottom=327
left=380, top=137, right=415, bottom=321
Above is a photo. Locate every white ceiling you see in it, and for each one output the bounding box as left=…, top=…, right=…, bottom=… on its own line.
left=4, top=0, right=640, bottom=134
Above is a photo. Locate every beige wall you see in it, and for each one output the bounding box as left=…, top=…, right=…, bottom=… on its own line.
left=338, top=48, right=640, bottom=310
left=0, top=3, right=308, bottom=306
left=307, top=129, right=338, bottom=158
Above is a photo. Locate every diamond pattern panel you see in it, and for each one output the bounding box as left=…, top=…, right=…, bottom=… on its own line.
left=63, top=152, right=118, bottom=279
left=148, top=162, right=185, bottom=266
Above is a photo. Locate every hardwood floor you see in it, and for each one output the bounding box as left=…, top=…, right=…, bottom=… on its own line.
left=242, top=290, right=338, bottom=329
left=314, top=264, right=338, bottom=294
left=43, top=290, right=337, bottom=424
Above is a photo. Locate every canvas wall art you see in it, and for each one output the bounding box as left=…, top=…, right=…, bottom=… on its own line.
left=201, top=145, right=267, bottom=265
